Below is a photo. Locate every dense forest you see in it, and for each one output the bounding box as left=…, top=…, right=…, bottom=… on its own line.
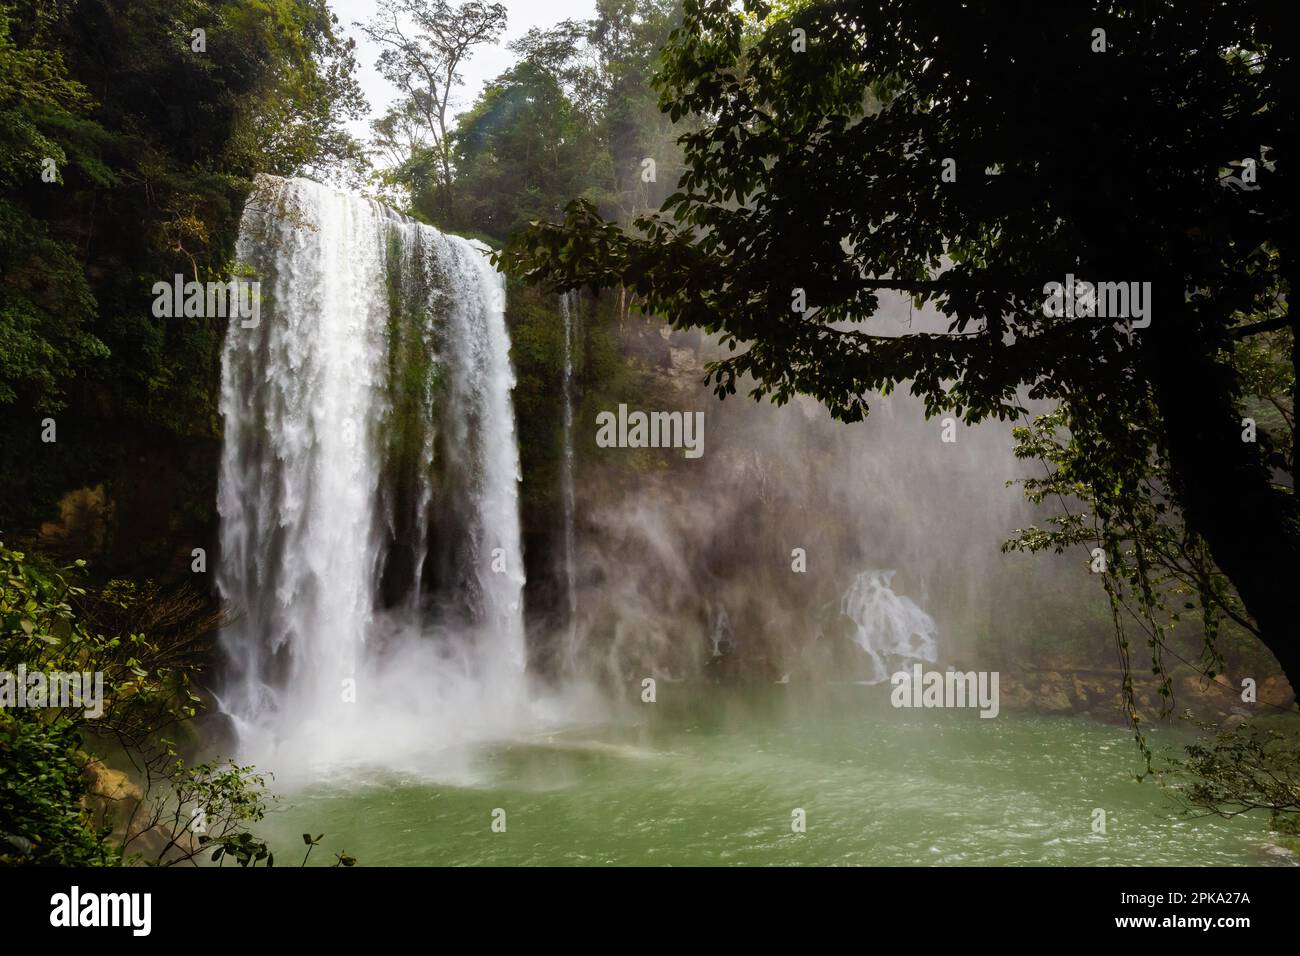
left=2, top=0, right=1297, bottom=870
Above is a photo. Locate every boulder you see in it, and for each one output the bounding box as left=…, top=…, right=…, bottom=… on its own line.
left=81, top=758, right=143, bottom=835
left=1036, top=672, right=1073, bottom=712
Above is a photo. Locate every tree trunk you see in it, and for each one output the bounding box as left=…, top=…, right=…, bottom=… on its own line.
left=1147, top=296, right=1300, bottom=692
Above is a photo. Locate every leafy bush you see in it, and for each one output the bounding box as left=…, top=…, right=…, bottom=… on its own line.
left=1, top=542, right=353, bottom=867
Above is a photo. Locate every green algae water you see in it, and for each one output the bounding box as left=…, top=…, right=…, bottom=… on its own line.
left=256, top=684, right=1291, bottom=867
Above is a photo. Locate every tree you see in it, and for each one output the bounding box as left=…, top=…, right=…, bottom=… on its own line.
left=357, top=0, right=507, bottom=221
left=493, top=0, right=688, bottom=322
left=1, top=0, right=368, bottom=532
left=499, top=0, right=1299, bottom=689
left=485, top=1, right=687, bottom=232
left=450, top=61, right=601, bottom=239
left=587, top=0, right=686, bottom=227
left=371, top=99, right=429, bottom=174
left=0, top=10, right=105, bottom=412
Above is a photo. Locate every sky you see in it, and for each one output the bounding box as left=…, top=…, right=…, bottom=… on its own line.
left=328, top=0, right=598, bottom=142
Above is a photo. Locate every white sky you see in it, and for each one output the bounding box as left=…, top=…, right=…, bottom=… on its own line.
left=328, top=0, right=599, bottom=142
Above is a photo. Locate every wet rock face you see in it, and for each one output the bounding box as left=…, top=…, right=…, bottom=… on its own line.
left=995, top=667, right=1296, bottom=723
left=1035, top=673, right=1074, bottom=713
left=1258, top=675, right=1296, bottom=708
left=81, top=759, right=146, bottom=852
left=39, top=485, right=112, bottom=556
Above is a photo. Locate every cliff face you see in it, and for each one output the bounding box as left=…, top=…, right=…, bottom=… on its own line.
left=13, top=428, right=221, bottom=586
left=509, top=286, right=1292, bottom=716
left=995, top=669, right=1294, bottom=721
left=511, top=285, right=1040, bottom=684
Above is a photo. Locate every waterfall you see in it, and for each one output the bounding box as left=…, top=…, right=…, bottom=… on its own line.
left=840, top=570, right=938, bottom=684
left=216, top=176, right=527, bottom=773
left=709, top=605, right=732, bottom=658
left=559, top=292, right=578, bottom=642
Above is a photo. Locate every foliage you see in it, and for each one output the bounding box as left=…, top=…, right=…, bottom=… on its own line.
left=0, top=541, right=348, bottom=867
left=136, top=760, right=269, bottom=866
left=1005, top=405, right=1235, bottom=766
left=449, top=60, right=605, bottom=240
left=0, top=11, right=105, bottom=413
left=0, top=0, right=366, bottom=533
left=0, top=543, right=120, bottom=864
left=0, top=710, right=118, bottom=865
left=301, top=831, right=356, bottom=868
left=1, top=540, right=213, bottom=864
left=1173, top=720, right=1300, bottom=836
left=364, top=0, right=687, bottom=240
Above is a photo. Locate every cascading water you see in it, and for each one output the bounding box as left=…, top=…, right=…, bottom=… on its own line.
left=216, top=176, right=528, bottom=775
left=840, top=570, right=938, bottom=683
left=709, top=605, right=732, bottom=658
left=559, top=292, right=578, bottom=643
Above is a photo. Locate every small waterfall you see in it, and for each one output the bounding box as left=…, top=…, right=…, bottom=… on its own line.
left=559, top=292, right=579, bottom=641
left=216, top=176, right=527, bottom=772
left=840, top=570, right=938, bottom=683
left=709, top=605, right=732, bottom=658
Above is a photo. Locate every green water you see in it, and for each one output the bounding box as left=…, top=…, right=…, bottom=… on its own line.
left=257, top=684, right=1290, bottom=866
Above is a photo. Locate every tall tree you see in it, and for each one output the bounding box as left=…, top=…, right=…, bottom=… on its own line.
left=357, top=0, right=507, bottom=221
left=500, top=0, right=1299, bottom=687
left=451, top=60, right=601, bottom=239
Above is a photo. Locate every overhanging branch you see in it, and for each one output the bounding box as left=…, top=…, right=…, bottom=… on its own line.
left=1230, top=316, right=1292, bottom=339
